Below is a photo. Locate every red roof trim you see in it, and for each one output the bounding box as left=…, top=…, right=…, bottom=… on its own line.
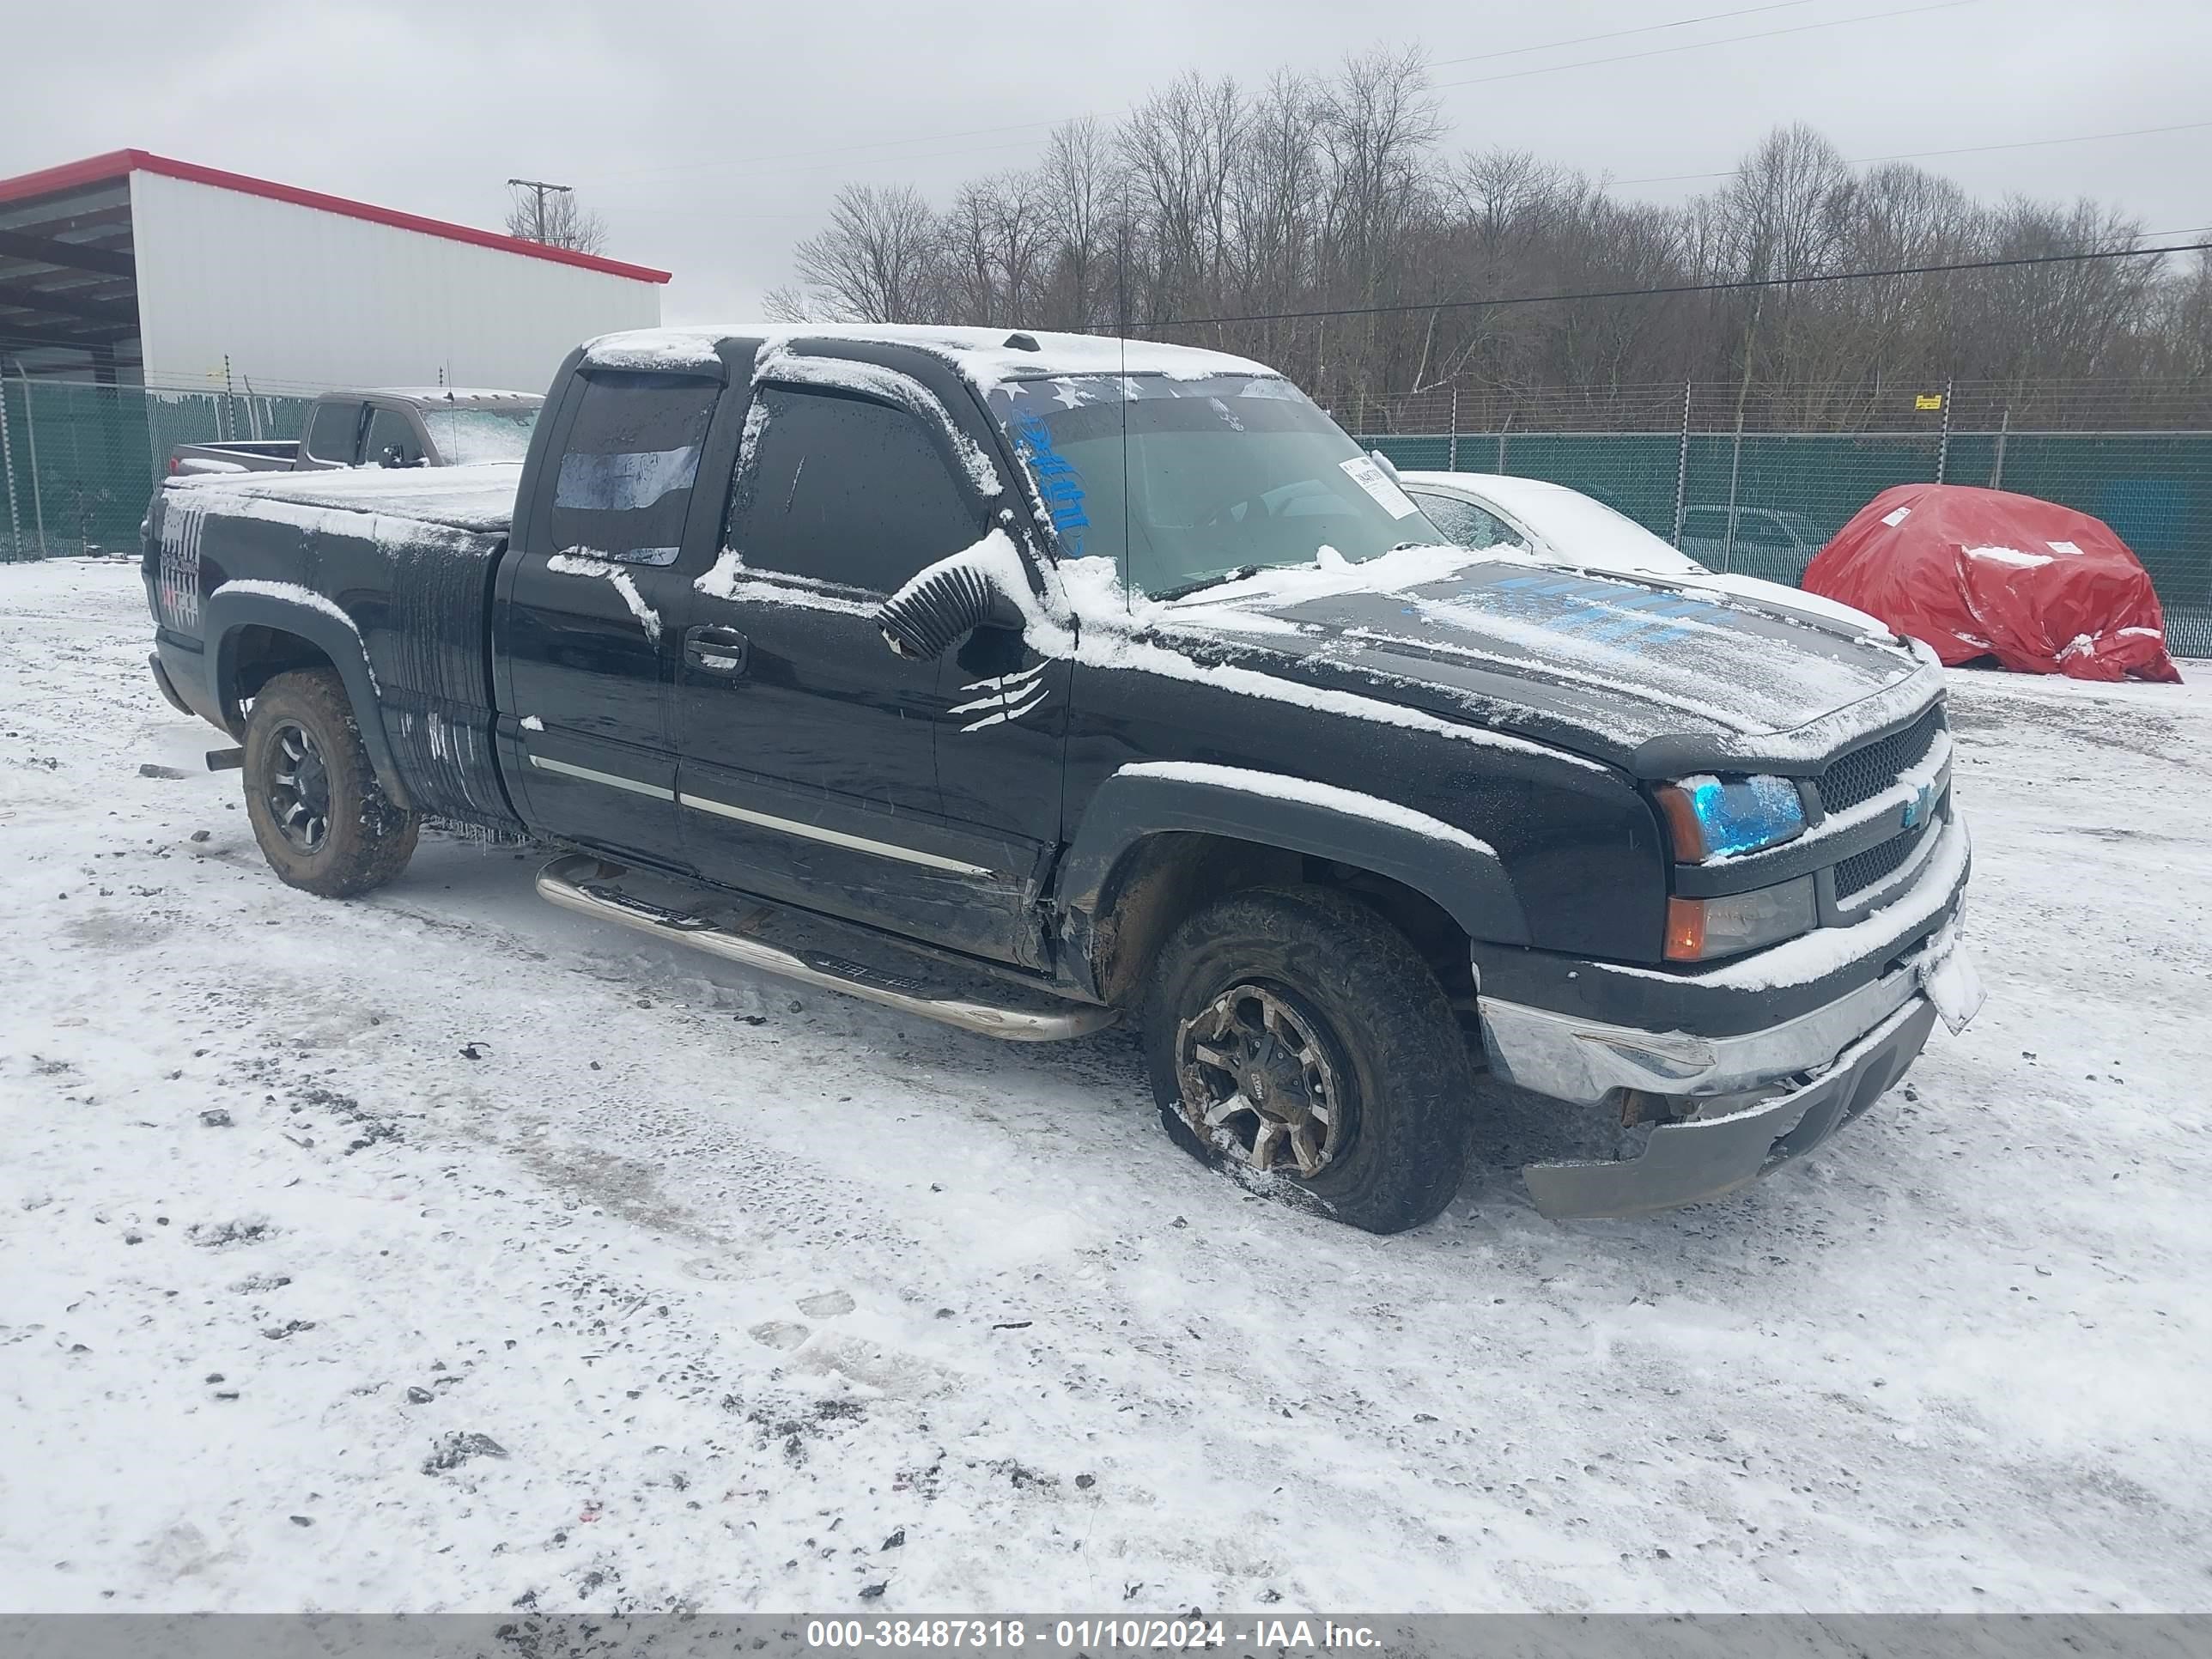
left=0, top=149, right=671, bottom=284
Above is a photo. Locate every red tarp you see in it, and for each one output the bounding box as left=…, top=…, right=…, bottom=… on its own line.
left=1803, top=483, right=2181, bottom=683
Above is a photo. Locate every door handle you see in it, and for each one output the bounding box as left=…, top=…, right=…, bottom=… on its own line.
left=684, top=624, right=750, bottom=677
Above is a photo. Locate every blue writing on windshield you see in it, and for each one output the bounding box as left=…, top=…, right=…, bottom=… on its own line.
left=1013, top=410, right=1090, bottom=557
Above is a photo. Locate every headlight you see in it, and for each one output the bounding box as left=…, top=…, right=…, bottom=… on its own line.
left=1666, top=877, right=1818, bottom=963
left=1654, top=774, right=1806, bottom=862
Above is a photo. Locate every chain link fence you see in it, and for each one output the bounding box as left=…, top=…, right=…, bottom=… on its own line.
left=4, top=372, right=2208, bottom=657
left=1, top=376, right=314, bottom=561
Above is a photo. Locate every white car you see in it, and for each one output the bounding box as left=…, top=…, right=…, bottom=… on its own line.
left=1397, top=470, right=1882, bottom=634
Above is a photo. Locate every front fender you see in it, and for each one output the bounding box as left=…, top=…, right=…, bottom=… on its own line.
left=204, top=586, right=414, bottom=810
left=1058, top=762, right=1532, bottom=994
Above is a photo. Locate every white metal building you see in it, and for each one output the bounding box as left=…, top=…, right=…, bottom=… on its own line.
left=0, top=149, right=668, bottom=393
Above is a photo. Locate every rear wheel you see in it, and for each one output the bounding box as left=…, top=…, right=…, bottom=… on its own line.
left=242, top=668, right=418, bottom=897
left=1141, top=884, right=1474, bottom=1233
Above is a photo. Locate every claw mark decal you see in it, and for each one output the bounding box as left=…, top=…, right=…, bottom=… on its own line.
left=952, top=661, right=1052, bottom=732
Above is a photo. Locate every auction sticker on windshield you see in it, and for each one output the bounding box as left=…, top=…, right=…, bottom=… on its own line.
left=1339, top=455, right=1421, bottom=519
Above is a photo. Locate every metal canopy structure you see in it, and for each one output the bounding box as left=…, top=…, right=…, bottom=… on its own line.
left=0, top=165, right=142, bottom=380
left=0, top=149, right=672, bottom=385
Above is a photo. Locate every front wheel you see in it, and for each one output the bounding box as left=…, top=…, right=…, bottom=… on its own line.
left=1141, top=884, right=1474, bottom=1233
left=242, top=668, right=419, bottom=897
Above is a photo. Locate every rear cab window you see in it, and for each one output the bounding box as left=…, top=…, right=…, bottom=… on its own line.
left=550, top=372, right=720, bottom=566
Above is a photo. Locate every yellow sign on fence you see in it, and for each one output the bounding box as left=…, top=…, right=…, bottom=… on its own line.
left=1915, top=392, right=1946, bottom=410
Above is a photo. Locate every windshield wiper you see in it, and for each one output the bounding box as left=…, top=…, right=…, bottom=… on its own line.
left=1154, top=565, right=1261, bottom=601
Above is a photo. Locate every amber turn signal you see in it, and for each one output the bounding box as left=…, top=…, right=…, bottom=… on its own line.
left=1665, top=896, right=1706, bottom=962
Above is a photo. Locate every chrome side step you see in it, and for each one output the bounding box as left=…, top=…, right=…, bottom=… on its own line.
left=536, top=854, right=1118, bottom=1042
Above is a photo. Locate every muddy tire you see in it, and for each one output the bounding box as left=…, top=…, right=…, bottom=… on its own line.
left=1141, top=884, right=1474, bottom=1234
left=242, top=668, right=418, bottom=897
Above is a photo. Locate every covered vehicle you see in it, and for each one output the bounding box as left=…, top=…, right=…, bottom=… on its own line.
left=1804, top=483, right=2181, bottom=684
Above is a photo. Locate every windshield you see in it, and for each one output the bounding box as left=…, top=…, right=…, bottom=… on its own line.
left=988, top=374, right=1445, bottom=598
left=416, top=404, right=539, bottom=465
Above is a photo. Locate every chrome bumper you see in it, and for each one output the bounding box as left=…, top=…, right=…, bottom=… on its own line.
left=1480, top=957, right=1923, bottom=1104
left=1519, top=996, right=1941, bottom=1219
left=1479, top=865, right=1985, bottom=1220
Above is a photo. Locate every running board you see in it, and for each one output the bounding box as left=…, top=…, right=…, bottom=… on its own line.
left=536, top=854, right=1118, bottom=1042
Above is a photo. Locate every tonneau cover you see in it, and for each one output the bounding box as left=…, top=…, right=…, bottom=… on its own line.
left=164, top=461, right=522, bottom=535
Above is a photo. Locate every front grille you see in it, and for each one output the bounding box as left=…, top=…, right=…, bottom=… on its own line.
left=1833, top=819, right=1932, bottom=899
left=1816, top=704, right=1946, bottom=815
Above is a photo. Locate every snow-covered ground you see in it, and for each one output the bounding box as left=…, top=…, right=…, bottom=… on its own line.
left=3, top=556, right=2209, bottom=1615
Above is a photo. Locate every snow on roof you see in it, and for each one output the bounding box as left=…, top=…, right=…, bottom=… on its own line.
left=368, top=387, right=544, bottom=405
left=1402, top=471, right=1589, bottom=512
left=582, top=324, right=1276, bottom=389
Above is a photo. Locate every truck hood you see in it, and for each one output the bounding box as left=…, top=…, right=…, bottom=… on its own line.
left=1141, top=552, right=1942, bottom=775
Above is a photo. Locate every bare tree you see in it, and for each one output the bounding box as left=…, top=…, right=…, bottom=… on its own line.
left=789, top=183, right=943, bottom=322
left=1038, top=118, right=1123, bottom=331
left=763, top=46, right=2205, bottom=423
left=503, top=183, right=609, bottom=254
left=761, top=283, right=834, bottom=324
left=1120, top=71, right=1246, bottom=322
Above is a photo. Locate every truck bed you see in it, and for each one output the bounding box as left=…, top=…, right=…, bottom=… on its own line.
left=149, top=463, right=526, bottom=830
left=172, top=441, right=300, bottom=475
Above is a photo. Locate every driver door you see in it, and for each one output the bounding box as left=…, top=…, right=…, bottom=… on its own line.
left=668, top=374, right=1063, bottom=965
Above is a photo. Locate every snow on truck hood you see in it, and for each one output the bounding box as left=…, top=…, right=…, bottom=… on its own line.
left=1126, top=550, right=1939, bottom=770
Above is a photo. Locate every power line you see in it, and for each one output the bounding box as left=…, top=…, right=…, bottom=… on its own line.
left=582, top=2, right=1948, bottom=188
left=1614, top=118, right=2212, bottom=186
left=1430, top=0, right=1826, bottom=67
left=1432, top=0, right=1982, bottom=93
left=1148, top=239, right=2212, bottom=330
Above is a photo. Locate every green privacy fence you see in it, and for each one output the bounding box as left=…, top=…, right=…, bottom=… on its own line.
left=1362, top=428, right=2212, bottom=659
left=0, top=376, right=315, bottom=561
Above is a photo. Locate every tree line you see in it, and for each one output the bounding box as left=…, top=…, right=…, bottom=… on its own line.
left=768, top=46, right=2211, bottom=430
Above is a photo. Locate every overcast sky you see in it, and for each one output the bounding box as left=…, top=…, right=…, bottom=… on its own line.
left=5, top=0, right=2207, bottom=321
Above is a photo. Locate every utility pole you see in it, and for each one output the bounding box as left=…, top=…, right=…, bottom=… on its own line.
left=507, top=178, right=572, bottom=243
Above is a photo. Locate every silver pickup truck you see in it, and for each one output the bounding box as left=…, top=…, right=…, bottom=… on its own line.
left=168, top=386, right=542, bottom=477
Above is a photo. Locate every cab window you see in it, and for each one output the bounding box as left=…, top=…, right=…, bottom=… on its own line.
left=306, top=400, right=367, bottom=465
left=365, top=407, right=425, bottom=469
left=728, top=386, right=983, bottom=595
left=549, top=371, right=720, bottom=566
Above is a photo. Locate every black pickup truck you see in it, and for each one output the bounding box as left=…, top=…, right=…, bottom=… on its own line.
left=142, top=324, right=1984, bottom=1231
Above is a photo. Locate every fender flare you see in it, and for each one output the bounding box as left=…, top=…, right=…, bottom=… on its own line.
left=203, top=587, right=414, bottom=811
left=1056, top=765, right=1532, bottom=994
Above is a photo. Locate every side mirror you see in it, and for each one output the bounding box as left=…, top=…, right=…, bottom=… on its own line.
left=1369, top=448, right=1403, bottom=484
left=875, top=560, right=1021, bottom=662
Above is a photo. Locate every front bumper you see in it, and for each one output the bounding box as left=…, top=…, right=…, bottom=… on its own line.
left=1518, top=995, right=1941, bottom=1219
left=1478, top=814, right=1983, bottom=1218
